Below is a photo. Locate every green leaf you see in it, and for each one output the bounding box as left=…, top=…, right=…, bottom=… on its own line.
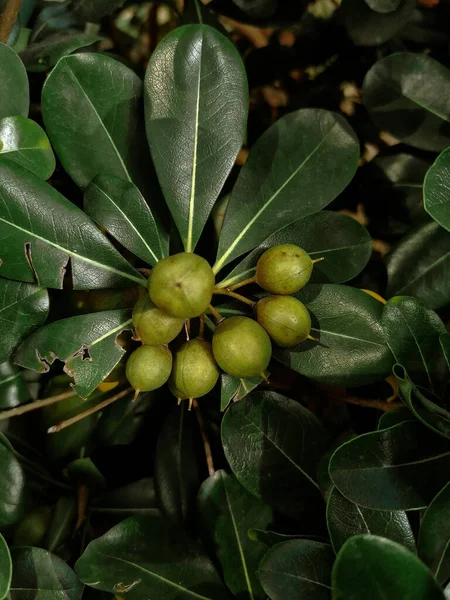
left=15, top=309, right=132, bottom=399
left=0, top=116, right=55, bottom=180
left=248, top=529, right=326, bottom=547
left=332, top=535, right=445, bottom=600
left=0, top=362, right=28, bottom=410
left=220, top=373, right=264, bottom=411
left=424, top=146, right=450, bottom=232
left=259, top=539, right=334, bottom=600
left=75, top=515, right=229, bottom=599
left=441, top=333, right=450, bottom=369
left=84, top=174, right=163, bottom=266
left=198, top=470, right=273, bottom=600
left=44, top=496, right=77, bottom=554
left=221, top=391, right=328, bottom=519
left=275, top=284, right=393, bottom=387
left=418, top=480, right=450, bottom=583
left=381, top=296, right=447, bottom=394
left=326, top=486, right=416, bottom=553
left=386, top=220, right=450, bottom=310
left=90, top=478, right=159, bottom=518
left=0, top=43, right=29, bottom=119
left=0, top=441, right=25, bottom=528
left=42, top=53, right=151, bottom=191
left=72, top=0, right=125, bottom=21
left=154, top=402, right=202, bottom=527
left=217, top=211, right=372, bottom=289
left=0, top=533, right=11, bottom=600
left=144, top=24, right=248, bottom=252
left=0, top=279, right=49, bottom=364
left=97, top=391, right=155, bottom=447
left=214, top=109, right=359, bottom=272
left=19, top=30, right=102, bottom=72
left=377, top=406, right=413, bottom=429
left=30, top=3, right=79, bottom=43
left=329, top=420, right=450, bottom=510
left=364, top=52, right=450, bottom=152
left=0, top=162, right=144, bottom=289
left=10, top=547, right=83, bottom=600
left=364, top=0, right=401, bottom=13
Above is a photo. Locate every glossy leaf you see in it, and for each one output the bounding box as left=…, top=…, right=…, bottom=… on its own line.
left=20, top=30, right=102, bottom=72
left=386, top=220, right=450, bottom=310
left=275, top=284, right=393, bottom=387
left=0, top=279, right=49, bottom=364
left=364, top=0, right=401, bottom=13
left=259, top=539, right=334, bottom=600
left=0, top=441, right=25, bottom=528
left=329, top=420, right=450, bottom=510
left=0, top=362, right=28, bottom=410
left=198, top=470, right=272, bottom=600
left=72, top=0, right=125, bottom=21
left=90, top=478, right=159, bottom=518
left=364, top=53, right=450, bottom=152
left=15, top=309, right=132, bottom=399
left=75, top=515, right=229, bottom=599
left=332, top=535, right=445, bottom=600
left=424, top=146, right=450, bottom=232
left=217, top=211, right=372, bottom=289
left=326, top=486, right=415, bottom=553
left=377, top=406, right=413, bottom=429
left=0, top=116, right=55, bottom=179
left=30, top=2, right=79, bottom=43
left=97, top=391, right=155, bottom=447
left=84, top=173, right=163, bottom=266
left=145, top=25, right=247, bottom=252
left=222, top=391, right=328, bottom=519
left=441, top=333, right=450, bottom=369
left=0, top=43, right=29, bottom=119
left=154, top=402, right=201, bottom=527
left=0, top=162, right=144, bottom=289
left=0, top=533, right=11, bottom=600
left=42, top=53, right=151, bottom=191
left=214, top=109, right=359, bottom=272
left=44, top=496, right=77, bottom=554
left=10, top=547, right=83, bottom=600
left=220, top=373, right=264, bottom=411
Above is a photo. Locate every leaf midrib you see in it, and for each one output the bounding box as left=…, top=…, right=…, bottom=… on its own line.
left=396, top=251, right=450, bottom=295
left=260, top=567, right=331, bottom=590
left=311, top=327, right=385, bottom=347
left=335, top=448, right=450, bottom=473
left=0, top=287, right=43, bottom=315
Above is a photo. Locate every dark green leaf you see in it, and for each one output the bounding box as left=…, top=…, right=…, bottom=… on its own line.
left=0, top=533, right=11, bottom=599
left=15, top=310, right=132, bottom=399
left=275, top=284, right=393, bottom=387
left=386, top=220, right=450, bottom=310
left=0, top=441, right=25, bottom=528
left=0, top=43, right=29, bottom=119
left=326, top=486, right=415, bottom=553
left=364, top=52, right=450, bottom=152
left=0, top=116, right=55, bottom=179
left=330, top=420, right=450, bottom=510
left=90, top=478, right=159, bottom=518
left=214, top=109, right=359, bottom=272
left=418, top=480, right=450, bottom=583
left=145, top=25, right=247, bottom=252
left=72, top=0, right=125, bottom=21
left=97, top=391, right=155, bottom=447
left=248, top=529, right=327, bottom=547
left=424, top=146, right=450, bottom=232
left=0, top=362, right=28, bottom=410
left=198, top=470, right=272, bottom=600
left=84, top=174, right=163, bottom=266
left=44, top=496, right=77, bottom=554
left=0, top=279, right=49, bottom=364
left=364, top=0, right=401, bottom=13
left=332, top=535, right=444, bottom=600
left=217, top=211, right=372, bottom=289
left=42, top=53, right=151, bottom=191
left=259, top=539, right=334, bottom=600
left=222, top=391, right=328, bottom=519
left=20, top=30, right=102, bottom=73
left=220, top=373, right=264, bottom=411
left=75, top=515, right=229, bottom=599
left=154, top=403, right=201, bottom=527
left=10, top=547, right=83, bottom=600
left=441, top=333, right=450, bottom=369
left=0, top=162, right=144, bottom=289
left=67, top=457, right=106, bottom=488
left=378, top=406, right=413, bottom=429
left=30, top=2, right=79, bottom=43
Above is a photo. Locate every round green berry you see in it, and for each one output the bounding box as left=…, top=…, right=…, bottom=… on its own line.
left=132, top=296, right=184, bottom=345
left=212, top=316, right=271, bottom=377
left=148, top=253, right=215, bottom=318
left=169, top=339, right=219, bottom=399
left=126, top=345, right=172, bottom=392
left=256, top=295, right=311, bottom=347
left=256, top=244, right=313, bottom=295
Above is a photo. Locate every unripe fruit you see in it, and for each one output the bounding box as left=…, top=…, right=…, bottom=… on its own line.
left=132, top=297, right=184, bottom=344
left=256, top=244, right=313, bottom=295
left=125, top=345, right=172, bottom=392
left=212, top=316, right=271, bottom=377
left=256, top=295, right=311, bottom=347
left=148, top=253, right=215, bottom=318
left=169, top=339, right=219, bottom=399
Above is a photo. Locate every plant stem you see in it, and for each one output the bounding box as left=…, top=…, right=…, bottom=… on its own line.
left=213, top=288, right=255, bottom=308
left=0, top=0, right=22, bottom=43
left=185, top=318, right=191, bottom=341
left=228, top=275, right=256, bottom=291
left=208, top=304, right=224, bottom=324
left=345, top=397, right=403, bottom=412
left=198, top=313, right=205, bottom=339
left=0, top=390, right=78, bottom=421
left=312, top=257, right=325, bottom=264
left=193, top=399, right=215, bottom=477
left=47, top=387, right=132, bottom=433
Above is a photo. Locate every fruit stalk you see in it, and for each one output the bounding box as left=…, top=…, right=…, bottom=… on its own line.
left=193, top=399, right=215, bottom=477
left=213, top=288, right=255, bottom=307
left=0, top=389, right=78, bottom=421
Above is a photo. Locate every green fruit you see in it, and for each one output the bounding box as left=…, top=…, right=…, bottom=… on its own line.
left=132, top=296, right=184, bottom=344
left=256, top=244, right=313, bottom=294
left=169, top=339, right=219, bottom=399
left=126, top=345, right=172, bottom=392
left=256, top=295, right=311, bottom=347
left=212, top=316, right=271, bottom=377
left=148, top=253, right=215, bottom=318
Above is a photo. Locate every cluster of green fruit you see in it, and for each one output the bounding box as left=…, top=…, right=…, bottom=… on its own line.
left=125, top=245, right=320, bottom=404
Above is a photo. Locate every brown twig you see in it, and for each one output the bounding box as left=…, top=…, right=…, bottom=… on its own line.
left=214, top=288, right=255, bottom=308
left=198, top=313, right=205, bottom=339
left=0, top=0, right=22, bottom=43
left=344, top=397, right=403, bottom=412
left=208, top=304, right=224, bottom=324
left=76, top=484, right=89, bottom=530
left=193, top=399, right=215, bottom=477
left=0, top=389, right=78, bottom=421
